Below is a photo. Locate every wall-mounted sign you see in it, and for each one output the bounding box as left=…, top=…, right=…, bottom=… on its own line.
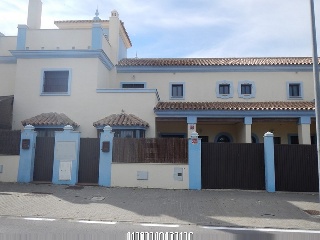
left=102, top=141, right=110, bottom=152
left=22, top=139, right=30, bottom=150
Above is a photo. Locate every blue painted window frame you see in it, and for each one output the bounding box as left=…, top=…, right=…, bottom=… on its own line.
left=120, top=82, right=146, bottom=88
left=286, top=82, right=303, bottom=99
left=238, top=80, right=256, bottom=99
left=216, top=80, right=234, bottom=99
left=40, top=68, right=72, bottom=96
left=170, top=82, right=185, bottom=100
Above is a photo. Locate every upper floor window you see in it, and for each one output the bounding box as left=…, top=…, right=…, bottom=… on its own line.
left=216, top=80, right=234, bottom=99
left=238, top=81, right=256, bottom=99
left=241, top=84, right=252, bottom=94
left=121, top=82, right=146, bottom=88
left=219, top=84, right=230, bottom=95
left=170, top=83, right=185, bottom=99
left=287, top=82, right=303, bottom=99
left=41, top=70, right=71, bottom=95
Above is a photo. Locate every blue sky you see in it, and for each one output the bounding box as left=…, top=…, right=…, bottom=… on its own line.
left=1, top=0, right=320, bottom=58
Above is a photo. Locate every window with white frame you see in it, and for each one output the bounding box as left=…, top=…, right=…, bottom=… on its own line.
left=170, top=83, right=184, bottom=99
left=238, top=81, right=256, bottom=99
left=287, top=82, right=303, bottom=99
left=216, top=80, right=234, bottom=99
left=41, top=70, right=71, bottom=95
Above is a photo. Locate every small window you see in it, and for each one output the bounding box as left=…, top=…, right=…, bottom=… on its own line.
left=289, top=135, right=299, bottom=144
left=289, top=84, right=300, bottom=97
left=241, top=84, right=252, bottom=94
left=274, top=137, right=281, bottom=144
left=42, top=70, right=70, bottom=95
left=287, top=82, right=303, bottom=99
left=216, top=81, right=234, bottom=99
left=170, top=83, right=184, bottom=99
left=219, top=84, right=230, bottom=95
left=97, top=129, right=145, bottom=138
left=238, top=81, right=256, bottom=99
left=121, top=83, right=145, bottom=88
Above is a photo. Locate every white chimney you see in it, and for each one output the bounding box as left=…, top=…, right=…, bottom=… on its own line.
left=27, top=0, right=42, bottom=29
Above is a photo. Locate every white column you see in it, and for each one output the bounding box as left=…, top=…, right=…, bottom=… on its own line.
left=298, top=117, right=311, bottom=145
left=243, top=117, right=252, bottom=143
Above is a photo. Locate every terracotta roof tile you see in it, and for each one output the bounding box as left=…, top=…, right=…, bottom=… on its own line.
left=154, top=101, right=315, bottom=111
left=118, top=57, right=319, bottom=67
left=93, top=113, right=149, bottom=128
left=21, top=112, right=79, bottom=127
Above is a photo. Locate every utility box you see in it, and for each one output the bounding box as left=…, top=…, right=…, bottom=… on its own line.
left=59, top=161, right=72, bottom=181
left=174, top=167, right=183, bottom=181
left=137, top=171, right=148, bottom=180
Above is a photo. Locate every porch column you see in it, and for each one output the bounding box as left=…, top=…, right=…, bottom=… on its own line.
left=99, top=125, right=114, bottom=187
left=298, top=117, right=311, bottom=145
left=187, top=116, right=197, bottom=138
left=18, top=125, right=37, bottom=183
left=52, top=125, right=80, bottom=185
left=244, top=117, right=252, bottom=143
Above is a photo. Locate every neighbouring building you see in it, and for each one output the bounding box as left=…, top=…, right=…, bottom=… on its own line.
left=0, top=0, right=317, bottom=144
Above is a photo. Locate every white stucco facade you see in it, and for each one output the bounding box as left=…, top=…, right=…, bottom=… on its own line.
left=0, top=0, right=316, bottom=145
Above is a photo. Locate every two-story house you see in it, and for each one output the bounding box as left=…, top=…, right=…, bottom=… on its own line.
left=0, top=0, right=316, bottom=144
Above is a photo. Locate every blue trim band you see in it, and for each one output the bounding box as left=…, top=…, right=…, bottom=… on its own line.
left=96, top=88, right=160, bottom=101
left=96, top=126, right=147, bottom=130
left=0, top=57, right=17, bottom=64
left=154, top=109, right=315, bottom=118
left=10, top=50, right=114, bottom=70
left=117, top=65, right=315, bottom=73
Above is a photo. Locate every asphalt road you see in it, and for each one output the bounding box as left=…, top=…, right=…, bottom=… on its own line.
left=0, top=216, right=320, bottom=240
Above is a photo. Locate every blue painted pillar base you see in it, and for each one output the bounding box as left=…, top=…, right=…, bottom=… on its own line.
left=18, top=125, right=37, bottom=183
left=188, top=132, right=201, bottom=190
left=264, top=132, right=275, bottom=192
left=52, top=125, right=80, bottom=185
left=99, top=126, right=114, bottom=187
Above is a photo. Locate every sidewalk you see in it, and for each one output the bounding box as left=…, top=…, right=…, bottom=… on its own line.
left=0, top=182, right=319, bottom=230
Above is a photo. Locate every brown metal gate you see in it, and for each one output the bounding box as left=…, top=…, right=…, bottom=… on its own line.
left=201, top=143, right=265, bottom=190
left=78, top=138, right=100, bottom=184
left=275, top=144, right=318, bottom=192
left=33, top=137, right=55, bottom=182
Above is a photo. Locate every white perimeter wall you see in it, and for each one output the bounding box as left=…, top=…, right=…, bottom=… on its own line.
left=111, top=163, right=189, bottom=189
left=0, top=155, right=19, bottom=182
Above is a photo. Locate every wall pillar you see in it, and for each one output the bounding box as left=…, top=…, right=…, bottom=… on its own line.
left=91, top=23, right=102, bottom=49
left=52, top=125, right=80, bottom=185
left=264, top=132, right=275, bottom=192
left=189, top=131, right=201, bottom=190
left=18, top=125, right=37, bottom=183
left=187, top=116, right=197, bottom=138
left=99, top=126, right=114, bottom=187
left=298, top=117, right=311, bottom=145
left=17, top=24, right=28, bottom=50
